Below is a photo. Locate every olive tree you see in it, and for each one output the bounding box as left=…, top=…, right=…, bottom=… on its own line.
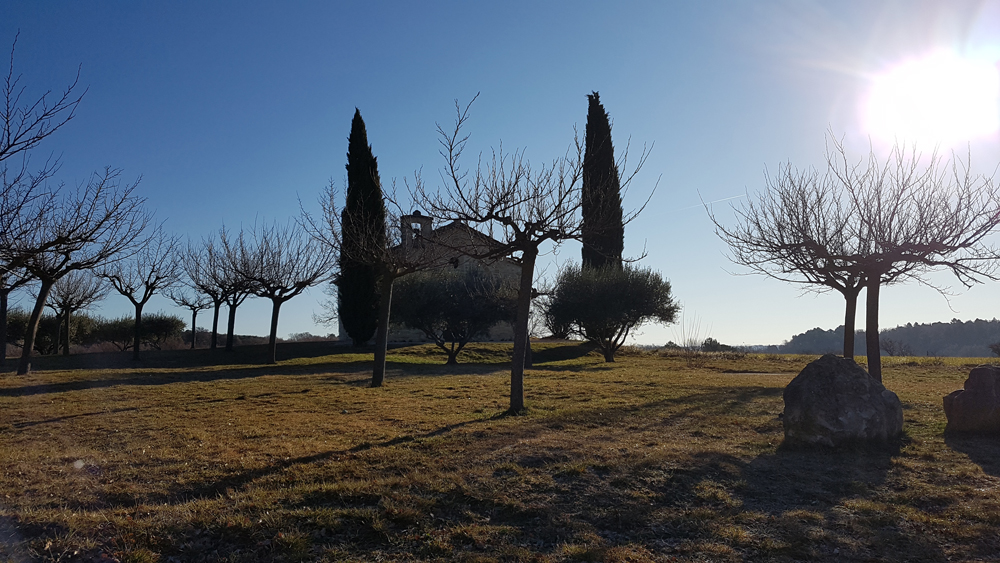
left=391, top=265, right=516, bottom=364
left=546, top=263, right=678, bottom=362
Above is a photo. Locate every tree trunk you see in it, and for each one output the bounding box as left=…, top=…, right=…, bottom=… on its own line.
left=62, top=309, right=72, bottom=356
left=18, top=278, right=53, bottom=375
left=603, top=347, right=616, bottom=362
left=226, top=302, right=237, bottom=352
left=132, top=303, right=144, bottom=361
left=371, top=275, right=394, bottom=388
left=210, top=301, right=221, bottom=350
left=0, top=290, right=7, bottom=368
left=190, top=309, right=198, bottom=349
left=267, top=299, right=282, bottom=364
left=843, top=289, right=859, bottom=359
left=509, top=247, right=537, bottom=413
left=865, top=278, right=882, bottom=382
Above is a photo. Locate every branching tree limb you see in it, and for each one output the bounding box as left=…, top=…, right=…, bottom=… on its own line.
left=15, top=167, right=150, bottom=374
left=101, top=226, right=182, bottom=360
left=225, top=220, right=335, bottom=364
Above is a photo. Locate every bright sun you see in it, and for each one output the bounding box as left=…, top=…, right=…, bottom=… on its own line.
left=862, top=51, right=1000, bottom=146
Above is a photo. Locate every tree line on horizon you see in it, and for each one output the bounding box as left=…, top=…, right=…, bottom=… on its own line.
left=777, top=318, right=1000, bottom=358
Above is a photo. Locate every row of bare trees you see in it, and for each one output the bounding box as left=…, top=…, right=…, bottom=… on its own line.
left=712, top=136, right=1000, bottom=381
left=1, top=36, right=333, bottom=371
left=173, top=222, right=334, bottom=364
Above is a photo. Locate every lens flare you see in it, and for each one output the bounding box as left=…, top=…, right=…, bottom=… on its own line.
left=862, top=51, right=1000, bottom=145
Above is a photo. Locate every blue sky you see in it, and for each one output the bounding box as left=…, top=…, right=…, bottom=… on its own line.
left=5, top=1, right=1000, bottom=347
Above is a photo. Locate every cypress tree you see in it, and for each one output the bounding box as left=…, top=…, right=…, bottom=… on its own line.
left=581, top=91, right=625, bottom=270
left=338, top=109, right=386, bottom=346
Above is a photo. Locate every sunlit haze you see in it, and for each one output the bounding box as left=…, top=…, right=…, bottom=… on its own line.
left=863, top=51, right=1000, bottom=146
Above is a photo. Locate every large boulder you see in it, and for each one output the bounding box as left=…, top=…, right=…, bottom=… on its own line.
left=783, top=354, right=903, bottom=447
left=943, top=365, right=1000, bottom=433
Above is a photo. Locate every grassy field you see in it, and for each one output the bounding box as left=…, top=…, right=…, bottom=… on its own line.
left=0, top=342, right=998, bottom=562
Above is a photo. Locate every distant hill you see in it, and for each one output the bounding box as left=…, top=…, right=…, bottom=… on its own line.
left=779, top=318, right=1000, bottom=357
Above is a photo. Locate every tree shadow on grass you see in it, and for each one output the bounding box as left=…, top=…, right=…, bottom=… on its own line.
left=1, top=384, right=952, bottom=561
left=944, top=431, right=1000, bottom=477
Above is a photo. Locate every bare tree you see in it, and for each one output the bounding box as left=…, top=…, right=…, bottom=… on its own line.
left=179, top=240, right=226, bottom=350
left=44, top=269, right=107, bottom=355
left=413, top=99, right=586, bottom=413
left=713, top=137, right=1000, bottom=381
left=0, top=32, right=83, bottom=367
left=710, top=160, right=868, bottom=358
left=15, top=167, right=149, bottom=374
left=214, top=227, right=257, bottom=352
left=304, top=181, right=446, bottom=386
left=101, top=226, right=182, bottom=360
left=166, top=287, right=212, bottom=349
left=1, top=33, right=85, bottom=162
left=838, top=140, right=1000, bottom=381
left=225, top=220, right=335, bottom=364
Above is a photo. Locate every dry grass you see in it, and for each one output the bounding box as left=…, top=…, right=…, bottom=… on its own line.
left=0, top=342, right=997, bottom=562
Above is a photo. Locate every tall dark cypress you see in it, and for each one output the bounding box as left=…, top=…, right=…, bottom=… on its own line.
left=581, top=92, right=625, bottom=270
left=338, top=109, right=386, bottom=346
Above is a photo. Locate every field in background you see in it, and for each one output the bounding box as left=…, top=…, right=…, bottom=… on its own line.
left=1, top=343, right=998, bottom=562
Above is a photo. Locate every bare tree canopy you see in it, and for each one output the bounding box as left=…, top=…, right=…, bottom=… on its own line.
left=1, top=32, right=85, bottom=163
left=414, top=98, right=585, bottom=413
left=101, top=226, right=182, bottom=360
left=165, top=286, right=212, bottom=350
left=840, top=140, right=1000, bottom=380
left=15, top=167, right=149, bottom=374
left=44, top=269, right=107, bottom=355
left=211, top=227, right=258, bottom=352
left=225, top=220, right=335, bottom=364
left=179, top=239, right=227, bottom=350
left=304, top=178, right=449, bottom=386
left=710, top=158, right=868, bottom=358
left=713, top=137, right=1000, bottom=381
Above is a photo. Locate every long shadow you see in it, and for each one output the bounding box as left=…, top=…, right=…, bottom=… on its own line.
left=0, top=356, right=515, bottom=399
left=944, top=432, right=1000, bottom=477
left=4, top=384, right=951, bottom=561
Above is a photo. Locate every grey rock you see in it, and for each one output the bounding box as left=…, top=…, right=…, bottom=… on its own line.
left=943, top=365, right=1000, bottom=433
left=783, top=354, right=903, bottom=447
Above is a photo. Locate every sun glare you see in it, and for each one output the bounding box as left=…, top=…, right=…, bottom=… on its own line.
left=862, top=51, right=1000, bottom=146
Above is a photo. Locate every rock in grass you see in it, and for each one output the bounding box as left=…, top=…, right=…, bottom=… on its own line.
left=943, top=365, right=1000, bottom=433
left=782, top=354, right=903, bottom=447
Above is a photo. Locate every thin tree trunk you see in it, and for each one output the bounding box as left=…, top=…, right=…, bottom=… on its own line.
left=132, top=303, right=144, bottom=361
left=62, top=310, right=71, bottom=356
left=267, top=299, right=282, bottom=364
left=843, top=289, right=859, bottom=359
left=509, top=247, right=537, bottom=413
left=190, top=309, right=198, bottom=349
left=865, top=278, right=882, bottom=382
left=18, top=278, right=53, bottom=375
left=371, top=276, right=393, bottom=387
left=0, top=290, right=7, bottom=368
left=226, top=303, right=237, bottom=352
left=210, top=301, right=220, bottom=350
